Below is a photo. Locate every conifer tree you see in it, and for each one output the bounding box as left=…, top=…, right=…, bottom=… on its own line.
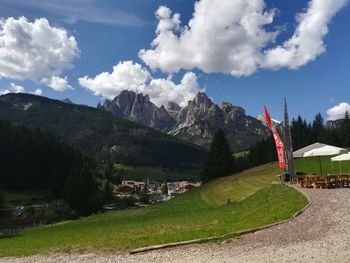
left=340, top=111, right=350, bottom=146
left=162, top=180, right=168, bottom=195
left=201, top=129, right=236, bottom=183
left=312, top=113, right=324, bottom=142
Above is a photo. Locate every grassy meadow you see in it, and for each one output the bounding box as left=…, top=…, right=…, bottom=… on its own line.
left=114, top=164, right=200, bottom=181
left=0, top=163, right=307, bottom=257
left=294, top=156, right=350, bottom=175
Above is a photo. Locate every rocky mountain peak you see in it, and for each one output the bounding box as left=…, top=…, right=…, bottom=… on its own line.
left=61, top=98, right=74, bottom=104
left=191, top=92, right=213, bottom=107
left=256, top=114, right=268, bottom=126
left=99, top=90, right=269, bottom=152
left=219, top=102, right=245, bottom=114
left=169, top=94, right=269, bottom=151
left=166, top=101, right=181, bottom=112
left=166, top=101, right=182, bottom=120
left=99, top=90, right=175, bottom=130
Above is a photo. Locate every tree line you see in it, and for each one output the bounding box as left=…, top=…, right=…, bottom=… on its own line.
left=0, top=120, right=117, bottom=216
left=201, top=112, right=350, bottom=182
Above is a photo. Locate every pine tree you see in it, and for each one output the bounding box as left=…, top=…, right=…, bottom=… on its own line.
left=162, top=180, right=168, bottom=195
left=312, top=113, right=324, bottom=142
left=62, top=164, right=101, bottom=216
left=201, top=129, right=236, bottom=183
left=140, top=182, right=149, bottom=204
left=340, top=111, right=350, bottom=147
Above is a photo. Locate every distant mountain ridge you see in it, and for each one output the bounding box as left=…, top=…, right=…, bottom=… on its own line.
left=97, top=90, right=175, bottom=129
left=0, top=93, right=206, bottom=168
left=99, top=90, right=269, bottom=151
left=169, top=92, right=269, bottom=150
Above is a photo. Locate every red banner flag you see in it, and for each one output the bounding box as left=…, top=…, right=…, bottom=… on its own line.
left=264, top=105, right=286, bottom=169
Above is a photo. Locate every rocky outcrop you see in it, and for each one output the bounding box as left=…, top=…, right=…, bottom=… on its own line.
left=326, top=119, right=343, bottom=129
left=98, top=90, right=175, bottom=129
left=168, top=93, right=269, bottom=151
left=165, top=102, right=182, bottom=121
left=100, top=90, right=269, bottom=151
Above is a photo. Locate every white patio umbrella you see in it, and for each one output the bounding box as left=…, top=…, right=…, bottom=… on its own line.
left=293, top=142, right=327, bottom=158
left=303, top=145, right=348, bottom=175
left=331, top=153, right=350, bottom=175
left=303, top=145, right=348, bottom=157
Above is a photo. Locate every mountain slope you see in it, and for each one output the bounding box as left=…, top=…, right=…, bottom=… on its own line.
left=0, top=93, right=206, bottom=168
left=98, top=90, right=175, bottom=129
left=169, top=93, right=269, bottom=150
left=100, top=90, right=269, bottom=151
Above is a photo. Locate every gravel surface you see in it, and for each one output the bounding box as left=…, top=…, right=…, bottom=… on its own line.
left=2, top=187, right=350, bottom=263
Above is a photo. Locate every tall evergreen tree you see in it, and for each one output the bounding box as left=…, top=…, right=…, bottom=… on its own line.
left=162, top=180, right=168, bottom=195
left=248, top=135, right=277, bottom=166
left=62, top=164, right=101, bottom=216
left=312, top=113, right=324, bottom=142
left=201, top=129, right=236, bottom=183
left=340, top=111, right=350, bottom=147
left=291, top=116, right=312, bottom=150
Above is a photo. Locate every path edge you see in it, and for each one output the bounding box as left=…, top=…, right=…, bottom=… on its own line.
left=129, top=184, right=311, bottom=254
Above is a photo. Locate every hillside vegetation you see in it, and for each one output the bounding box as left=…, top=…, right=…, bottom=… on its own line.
left=0, top=163, right=307, bottom=257
left=0, top=93, right=206, bottom=168
left=113, top=165, right=200, bottom=181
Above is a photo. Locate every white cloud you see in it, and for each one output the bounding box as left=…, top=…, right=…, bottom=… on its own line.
left=147, top=72, right=202, bottom=107
left=32, top=88, right=43, bottom=95
left=41, top=76, right=73, bottom=91
left=139, top=0, right=277, bottom=76
left=327, top=102, right=350, bottom=120
left=0, top=16, right=78, bottom=87
left=139, top=0, right=348, bottom=76
left=0, top=82, right=25, bottom=95
left=263, top=0, right=348, bottom=69
left=79, top=61, right=150, bottom=99
left=79, top=60, right=202, bottom=107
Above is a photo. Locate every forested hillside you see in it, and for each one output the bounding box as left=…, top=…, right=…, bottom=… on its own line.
left=0, top=93, right=207, bottom=168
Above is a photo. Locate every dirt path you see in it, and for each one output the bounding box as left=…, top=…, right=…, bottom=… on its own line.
left=2, top=188, right=350, bottom=263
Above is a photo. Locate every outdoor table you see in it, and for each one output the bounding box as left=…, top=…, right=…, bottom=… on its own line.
left=297, top=175, right=346, bottom=189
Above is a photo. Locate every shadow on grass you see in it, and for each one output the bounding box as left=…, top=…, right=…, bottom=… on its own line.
left=0, top=234, right=20, bottom=240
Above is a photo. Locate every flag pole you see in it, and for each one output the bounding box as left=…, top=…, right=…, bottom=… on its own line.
left=264, top=105, right=287, bottom=181
left=283, top=99, right=295, bottom=183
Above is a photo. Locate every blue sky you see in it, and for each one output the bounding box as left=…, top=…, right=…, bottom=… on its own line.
left=0, top=0, right=349, bottom=122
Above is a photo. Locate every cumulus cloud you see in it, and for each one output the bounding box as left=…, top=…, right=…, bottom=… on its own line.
left=79, top=60, right=202, bottom=107
left=41, top=76, right=73, bottom=91
left=139, top=0, right=277, bottom=76
left=327, top=102, right=350, bottom=120
left=0, top=17, right=79, bottom=89
left=146, top=72, right=201, bottom=107
left=32, top=88, right=43, bottom=95
left=79, top=61, right=150, bottom=99
left=263, top=0, right=348, bottom=69
left=0, top=82, right=25, bottom=95
left=139, top=0, right=348, bottom=76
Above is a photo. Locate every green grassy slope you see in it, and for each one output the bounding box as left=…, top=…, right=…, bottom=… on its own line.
left=0, top=163, right=307, bottom=257
left=295, top=156, right=350, bottom=175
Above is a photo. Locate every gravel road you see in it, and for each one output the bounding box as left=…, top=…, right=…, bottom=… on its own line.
left=2, top=187, right=350, bottom=263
